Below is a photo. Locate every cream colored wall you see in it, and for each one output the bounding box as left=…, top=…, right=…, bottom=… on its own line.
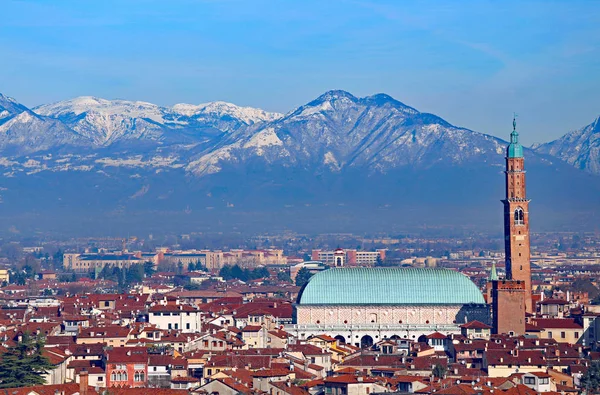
left=296, top=305, right=462, bottom=326
left=540, top=328, right=582, bottom=344
left=487, top=365, right=545, bottom=378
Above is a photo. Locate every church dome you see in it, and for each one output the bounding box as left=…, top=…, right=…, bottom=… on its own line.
left=297, top=267, right=485, bottom=305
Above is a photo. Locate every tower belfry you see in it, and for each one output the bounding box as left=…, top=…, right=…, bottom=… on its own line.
left=502, top=116, right=533, bottom=313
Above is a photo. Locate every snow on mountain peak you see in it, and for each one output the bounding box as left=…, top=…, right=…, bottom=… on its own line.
left=314, top=90, right=357, bottom=103
left=0, top=93, right=29, bottom=116
left=172, top=101, right=282, bottom=124
left=35, top=96, right=166, bottom=123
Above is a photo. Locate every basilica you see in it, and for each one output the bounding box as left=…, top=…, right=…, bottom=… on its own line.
left=287, top=267, right=488, bottom=348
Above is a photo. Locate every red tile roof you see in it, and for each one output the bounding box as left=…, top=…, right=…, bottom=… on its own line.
left=460, top=320, right=492, bottom=329
left=531, top=318, right=583, bottom=329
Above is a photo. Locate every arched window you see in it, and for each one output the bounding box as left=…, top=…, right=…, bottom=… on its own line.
left=514, top=207, right=524, bottom=225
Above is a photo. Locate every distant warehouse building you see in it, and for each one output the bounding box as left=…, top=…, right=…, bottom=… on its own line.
left=287, top=267, right=489, bottom=348
left=64, top=253, right=143, bottom=273
left=311, top=249, right=386, bottom=266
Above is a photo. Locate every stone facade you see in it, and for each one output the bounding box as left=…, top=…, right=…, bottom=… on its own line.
left=287, top=304, right=489, bottom=348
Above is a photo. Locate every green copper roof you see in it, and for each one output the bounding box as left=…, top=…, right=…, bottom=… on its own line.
left=489, top=262, right=498, bottom=281
left=507, top=117, right=523, bottom=158
left=298, top=267, right=485, bottom=305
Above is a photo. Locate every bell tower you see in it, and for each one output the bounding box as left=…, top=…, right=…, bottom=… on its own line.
left=502, top=116, right=532, bottom=313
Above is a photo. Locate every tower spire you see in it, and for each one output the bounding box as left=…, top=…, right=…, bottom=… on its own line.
left=489, top=261, right=498, bottom=281
left=507, top=113, right=523, bottom=158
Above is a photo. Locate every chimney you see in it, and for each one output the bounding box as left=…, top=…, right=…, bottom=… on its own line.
left=79, top=369, right=89, bottom=395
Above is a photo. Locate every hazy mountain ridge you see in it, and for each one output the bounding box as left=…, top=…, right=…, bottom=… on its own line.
left=0, top=90, right=517, bottom=178
left=0, top=90, right=599, bottom=234
left=0, top=90, right=596, bottom=177
left=533, top=116, right=600, bottom=174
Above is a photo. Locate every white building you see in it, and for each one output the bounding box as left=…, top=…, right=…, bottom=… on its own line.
left=148, top=302, right=202, bottom=333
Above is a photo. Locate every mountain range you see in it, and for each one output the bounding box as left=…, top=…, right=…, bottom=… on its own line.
left=0, top=90, right=598, bottom=236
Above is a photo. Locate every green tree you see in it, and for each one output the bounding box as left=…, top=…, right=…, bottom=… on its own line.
left=432, top=363, right=447, bottom=379
left=295, top=267, right=313, bottom=287
left=52, top=249, right=64, bottom=267
left=230, top=264, right=247, bottom=281
left=188, top=262, right=196, bottom=271
left=0, top=332, right=54, bottom=388
left=125, top=264, right=144, bottom=284
left=219, top=265, right=232, bottom=280
left=143, top=261, right=155, bottom=277
left=277, top=271, right=292, bottom=283
left=250, top=267, right=270, bottom=280
left=581, top=361, right=600, bottom=392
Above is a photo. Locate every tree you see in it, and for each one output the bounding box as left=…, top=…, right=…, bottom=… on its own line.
left=277, top=271, right=292, bottom=283
left=432, top=363, right=447, bottom=379
left=144, top=261, right=155, bottom=277
left=219, top=265, right=232, bottom=280
left=295, top=267, right=313, bottom=287
left=0, top=332, right=54, bottom=388
left=230, top=265, right=247, bottom=281
left=125, top=264, right=144, bottom=285
left=251, top=267, right=270, bottom=280
left=581, top=361, right=600, bottom=392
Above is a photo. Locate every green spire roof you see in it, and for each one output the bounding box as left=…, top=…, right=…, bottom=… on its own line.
left=507, top=115, right=523, bottom=158
left=489, top=262, right=498, bottom=281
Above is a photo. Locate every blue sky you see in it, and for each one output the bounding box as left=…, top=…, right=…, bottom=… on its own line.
left=1, top=0, right=599, bottom=145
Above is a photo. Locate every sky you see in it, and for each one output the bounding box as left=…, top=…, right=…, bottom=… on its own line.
left=1, top=0, right=599, bottom=145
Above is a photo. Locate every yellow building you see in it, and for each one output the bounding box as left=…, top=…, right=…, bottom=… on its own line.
left=527, top=318, right=584, bottom=344
left=0, top=269, right=9, bottom=283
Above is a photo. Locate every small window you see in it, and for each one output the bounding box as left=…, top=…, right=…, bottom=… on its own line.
left=561, top=332, right=566, bottom=339
left=524, top=377, right=535, bottom=385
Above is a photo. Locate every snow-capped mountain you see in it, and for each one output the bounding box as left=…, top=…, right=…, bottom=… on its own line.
left=34, top=97, right=282, bottom=146
left=0, top=93, right=88, bottom=155
left=0, top=90, right=599, bottom=235
left=533, top=116, right=600, bottom=174
left=187, top=90, right=507, bottom=176
left=172, top=101, right=281, bottom=124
